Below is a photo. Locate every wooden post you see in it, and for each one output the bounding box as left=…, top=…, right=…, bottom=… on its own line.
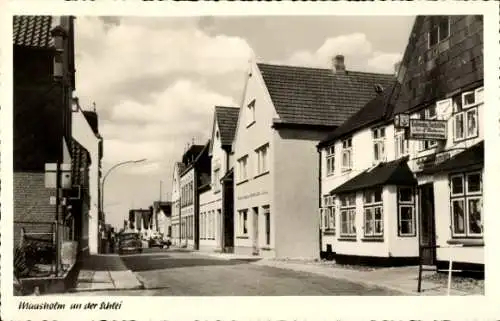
left=417, top=245, right=423, bottom=293
left=55, top=161, right=61, bottom=276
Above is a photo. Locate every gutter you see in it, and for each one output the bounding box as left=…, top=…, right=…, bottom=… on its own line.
left=317, top=145, right=322, bottom=256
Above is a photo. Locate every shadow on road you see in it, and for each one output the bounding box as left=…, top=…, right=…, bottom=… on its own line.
left=120, top=256, right=249, bottom=272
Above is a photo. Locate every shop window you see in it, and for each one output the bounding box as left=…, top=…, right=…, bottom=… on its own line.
left=340, top=194, right=356, bottom=237
left=450, top=172, right=483, bottom=237
left=398, top=187, right=416, bottom=236
left=341, top=138, right=353, bottom=171
left=238, top=209, right=248, bottom=236
left=372, top=127, right=386, bottom=163
left=363, top=188, right=383, bottom=237
left=326, top=145, right=335, bottom=176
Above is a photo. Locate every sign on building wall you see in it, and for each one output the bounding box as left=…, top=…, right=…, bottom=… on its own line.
left=408, top=119, right=447, bottom=140
left=394, top=113, right=410, bottom=128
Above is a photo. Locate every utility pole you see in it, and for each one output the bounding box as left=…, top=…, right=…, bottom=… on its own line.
left=160, top=180, right=163, bottom=202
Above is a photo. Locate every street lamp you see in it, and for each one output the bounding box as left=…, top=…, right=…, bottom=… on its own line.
left=99, top=158, right=147, bottom=224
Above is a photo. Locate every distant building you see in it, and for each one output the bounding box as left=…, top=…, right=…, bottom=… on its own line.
left=170, top=162, right=185, bottom=246
left=153, top=201, right=172, bottom=239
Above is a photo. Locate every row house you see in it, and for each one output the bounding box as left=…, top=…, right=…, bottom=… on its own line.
left=232, top=57, right=394, bottom=258
left=318, top=15, right=484, bottom=271
left=198, top=106, right=239, bottom=253
left=152, top=201, right=172, bottom=239
left=170, top=162, right=184, bottom=246
left=178, top=142, right=211, bottom=249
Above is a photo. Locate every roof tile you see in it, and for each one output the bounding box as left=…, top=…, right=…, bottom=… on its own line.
left=13, top=16, right=54, bottom=49
left=214, top=106, right=239, bottom=146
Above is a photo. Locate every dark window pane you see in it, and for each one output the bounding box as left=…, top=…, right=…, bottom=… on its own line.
left=467, top=173, right=481, bottom=193
left=468, top=199, right=482, bottom=234
left=451, top=176, right=464, bottom=194
left=429, top=27, right=438, bottom=46
left=452, top=200, right=465, bottom=234
left=439, top=17, right=449, bottom=41
left=399, top=188, right=413, bottom=202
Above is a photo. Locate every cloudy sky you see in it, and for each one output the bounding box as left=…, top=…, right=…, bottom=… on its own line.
left=74, top=15, right=415, bottom=230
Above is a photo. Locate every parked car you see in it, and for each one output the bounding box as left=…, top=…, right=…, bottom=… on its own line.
left=148, top=236, right=163, bottom=248
left=117, top=232, right=142, bottom=254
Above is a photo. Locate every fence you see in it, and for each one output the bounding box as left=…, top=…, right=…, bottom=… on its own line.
left=417, top=244, right=483, bottom=295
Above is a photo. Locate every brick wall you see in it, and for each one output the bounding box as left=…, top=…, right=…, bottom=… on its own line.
left=13, top=172, right=59, bottom=245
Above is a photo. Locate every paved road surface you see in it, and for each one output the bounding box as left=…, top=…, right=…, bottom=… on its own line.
left=69, top=249, right=399, bottom=296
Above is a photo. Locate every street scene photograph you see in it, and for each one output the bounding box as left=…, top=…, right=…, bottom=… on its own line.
left=11, top=13, right=485, bottom=297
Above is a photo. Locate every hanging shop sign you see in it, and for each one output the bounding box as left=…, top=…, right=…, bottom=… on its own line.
left=394, top=113, right=410, bottom=129
left=408, top=119, right=447, bottom=140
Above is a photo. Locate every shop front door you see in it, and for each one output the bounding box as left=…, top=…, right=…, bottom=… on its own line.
left=252, top=207, right=259, bottom=255
left=419, top=183, right=436, bottom=265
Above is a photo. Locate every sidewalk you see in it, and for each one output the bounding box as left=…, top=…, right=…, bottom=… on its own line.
left=70, top=254, right=143, bottom=292
left=191, top=251, right=482, bottom=296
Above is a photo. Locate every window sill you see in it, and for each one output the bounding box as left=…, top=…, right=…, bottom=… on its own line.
left=254, top=171, right=269, bottom=179
left=447, top=238, right=484, bottom=247
left=323, top=230, right=336, bottom=236
left=326, top=172, right=335, bottom=177
left=214, top=189, right=221, bottom=195
left=246, top=121, right=256, bottom=128
left=361, top=237, right=384, bottom=243
left=398, top=233, right=416, bottom=238
left=453, top=134, right=479, bottom=144
left=341, top=169, right=352, bottom=173
left=236, top=235, right=249, bottom=239
left=338, top=237, right=357, bottom=242
left=260, top=246, right=272, bottom=251
left=236, top=179, right=249, bottom=186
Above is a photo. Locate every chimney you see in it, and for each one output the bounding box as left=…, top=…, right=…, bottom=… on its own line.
left=333, top=54, right=346, bottom=74
left=394, top=61, right=402, bottom=77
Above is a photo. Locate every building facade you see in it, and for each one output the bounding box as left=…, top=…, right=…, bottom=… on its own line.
left=198, top=106, right=239, bottom=252
left=170, top=162, right=184, bottom=246
left=179, top=143, right=210, bottom=249
left=233, top=58, right=394, bottom=259
left=13, top=16, right=79, bottom=269
left=318, top=15, right=484, bottom=269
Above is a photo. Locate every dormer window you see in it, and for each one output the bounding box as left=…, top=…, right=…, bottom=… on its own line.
left=428, top=16, right=450, bottom=48
left=247, top=99, right=256, bottom=127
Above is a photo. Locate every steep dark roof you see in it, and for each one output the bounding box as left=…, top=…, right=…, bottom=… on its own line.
left=257, top=63, right=395, bottom=127
left=421, top=141, right=483, bottom=175
left=182, top=144, right=205, bottom=166
left=318, top=83, right=397, bottom=146
left=330, top=157, right=416, bottom=195
left=215, top=106, right=239, bottom=146
left=13, top=16, right=54, bottom=49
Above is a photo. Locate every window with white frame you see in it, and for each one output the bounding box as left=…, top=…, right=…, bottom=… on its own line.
left=363, top=188, right=383, bottom=237
left=341, top=138, right=353, bottom=171
left=255, top=144, right=269, bottom=175
left=398, top=187, right=416, bottom=236
left=326, top=146, right=335, bottom=176
left=453, top=88, right=482, bottom=142
left=395, top=129, right=409, bottom=159
left=238, top=209, right=248, bottom=236
left=419, top=105, right=438, bottom=150
left=428, top=16, right=450, bottom=48
left=238, top=155, right=248, bottom=182
left=263, top=206, right=271, bottom=245
left=213, top=168, right=221, bottom=192
left=247, top=99, right=256, bottom=126
left=200, top=212, right=205, bottom=239
left=321, top=195, right=335, bottom=232
left=340, top=194, right=356, bottom=237
left=372, top=127, right=386, bottom=163
left=450, top=172, right=483, bottom=237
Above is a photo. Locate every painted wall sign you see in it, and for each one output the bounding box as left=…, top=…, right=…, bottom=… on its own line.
left=408, top=119, right=447, bottom=140
left=394, top=113, right=410, bottom=128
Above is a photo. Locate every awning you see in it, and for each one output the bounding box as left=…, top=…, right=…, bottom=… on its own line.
left=330, top=157, right=416, bottom=195
left=421, top=141, right=484, bottom=175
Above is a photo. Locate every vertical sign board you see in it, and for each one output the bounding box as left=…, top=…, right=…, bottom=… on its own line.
left=408, top=119, right=447, bottom=140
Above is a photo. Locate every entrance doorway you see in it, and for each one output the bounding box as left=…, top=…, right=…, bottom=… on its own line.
left=252, top=207, right=259, bottom=255
left=419, top=183, right=436, bottom=265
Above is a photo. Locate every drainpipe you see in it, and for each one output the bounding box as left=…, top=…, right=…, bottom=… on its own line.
left=317, top=146, right=322, bottom=257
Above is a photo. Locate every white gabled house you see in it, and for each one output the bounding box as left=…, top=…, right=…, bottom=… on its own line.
left=199, top=106, right=239, bottom=253
left=232, top=56, right=394, bottom=259
left=318, top=15, right=484, bottom=271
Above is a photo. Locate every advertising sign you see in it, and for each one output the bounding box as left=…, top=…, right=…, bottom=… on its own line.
left=408, top=119, right=447, bottom=140
left=394, top=113, right=410, bottom=128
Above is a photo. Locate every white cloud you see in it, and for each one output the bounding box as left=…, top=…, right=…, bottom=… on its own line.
left=280, top=33, right=401, bottom=74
